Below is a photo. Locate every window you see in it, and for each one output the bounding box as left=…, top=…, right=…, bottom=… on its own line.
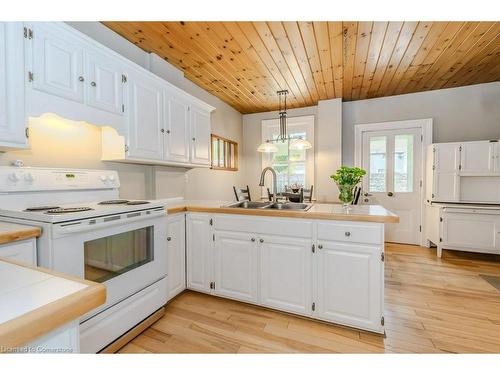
left=369, top=136, right=387, bottom=192
left=261, top=115, right=314, bottom=196
left=211, top=134, right=238, bottom=171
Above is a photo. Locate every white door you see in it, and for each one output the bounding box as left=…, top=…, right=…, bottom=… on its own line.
left=164, top=93, right=190, bottom=163
left=214, top=231, right=258, bottom=303
left=125, top=70, right=164, bottom=160
left=460, top=141, right=496, bottom=175
left=316, top=241, right=383, bottom=333
left=86, top=49, right=124, bottom=115
left=167, top=213, right=186, bottom=301
left=260, top=235, right=312, bottom=316
left=186, top=213, right=212, bottom=293
left=361, top=128, right=422, bottom=244
left=32, top=23, right=85, bottom=103
left=0, top=22, right=26, bottom=147
left=190, top=104, right=211, bottom=165
left=432, top=143, right=460, bottom=202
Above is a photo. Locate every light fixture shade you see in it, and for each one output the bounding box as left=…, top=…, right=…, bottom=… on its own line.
left=290, top=138, right=312, bottom=150
left=257, top=141, right=279, bottom=153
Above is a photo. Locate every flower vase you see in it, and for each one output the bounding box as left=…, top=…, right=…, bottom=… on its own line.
left=336, top=183, right=355, bottom=209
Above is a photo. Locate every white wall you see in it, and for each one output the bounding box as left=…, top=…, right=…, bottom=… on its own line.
left=242, top=99, right=342, bottom=202
left=0, top=22, right=244, bottom=201
left=342, top=82, right=500, bottom=166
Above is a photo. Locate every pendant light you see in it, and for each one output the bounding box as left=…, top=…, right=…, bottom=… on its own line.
left=257, top=90, right=312, bottom=153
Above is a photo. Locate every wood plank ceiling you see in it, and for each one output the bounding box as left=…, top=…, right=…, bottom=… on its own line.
left=103, top=22, right=500, bottom=114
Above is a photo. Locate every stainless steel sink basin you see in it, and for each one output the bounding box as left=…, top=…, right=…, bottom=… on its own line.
left=224, top=201, right=312, bottom=211
left=225, top=201, right=273, bottom=209
left=265, top=202, right=312, bottom=211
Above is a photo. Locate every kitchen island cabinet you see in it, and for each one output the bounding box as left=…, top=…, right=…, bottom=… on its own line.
left=181, top=204, right=397, bottom=334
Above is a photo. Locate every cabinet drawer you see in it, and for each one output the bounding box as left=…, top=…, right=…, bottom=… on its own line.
left=0, top=239, right=37, bottom=265
left=317, top=221, right=383, bottom=245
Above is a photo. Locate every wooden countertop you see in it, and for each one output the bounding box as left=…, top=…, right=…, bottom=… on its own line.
left=0, top=257, right=106, bottom=350
left=0, top=222, right=41, bottom=245
left=163, top=200, right=399, bottom=224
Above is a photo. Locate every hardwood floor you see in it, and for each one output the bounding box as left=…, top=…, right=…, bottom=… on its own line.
left=119, top=244, right=500, bottom=353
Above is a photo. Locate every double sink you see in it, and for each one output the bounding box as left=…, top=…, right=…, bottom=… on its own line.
left=224, top=201, right=313, bottom=211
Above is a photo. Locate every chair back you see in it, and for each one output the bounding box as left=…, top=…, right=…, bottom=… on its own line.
left=233, top=185, right=251, bottom=202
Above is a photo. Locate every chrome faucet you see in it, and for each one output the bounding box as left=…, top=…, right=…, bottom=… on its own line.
left=259, top=167, right=278, bottom=202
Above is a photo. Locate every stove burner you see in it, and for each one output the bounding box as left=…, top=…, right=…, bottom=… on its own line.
left=25, top=206, right=61, bottom=212
left=126, top=200, right=150, bottom=206
left=46, top=207, right=93, bottom=214
left=98, top=200, right=130, bottom=205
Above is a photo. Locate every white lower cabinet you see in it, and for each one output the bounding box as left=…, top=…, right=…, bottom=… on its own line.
left=214, top=231, right=258, bottom=303
left=315, top=241, right=384, bottom=333
left=186, top=213, right=212, bottom=293
left=185, top=213, right=385, bottom=333
left=166, top=213, right=186, bottom=301
left=260, top=235, right=312, bottom=316
left=0, top=238, right=37, bottom=265
left=26, top=321, right=80, bottom=353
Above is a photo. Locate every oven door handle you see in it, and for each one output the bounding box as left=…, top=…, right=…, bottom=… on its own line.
left=53, top=209, right=166, bottom=236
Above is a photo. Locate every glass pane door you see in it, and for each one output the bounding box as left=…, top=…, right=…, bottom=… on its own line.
left=84, top=226, right=154, bottom=283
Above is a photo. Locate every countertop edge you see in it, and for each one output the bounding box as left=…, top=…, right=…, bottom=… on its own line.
left=0, top=226, right=42, bottom=245
left=0, top=258, right=106, bottom=349
left=167, top=205, right=399, bottom=224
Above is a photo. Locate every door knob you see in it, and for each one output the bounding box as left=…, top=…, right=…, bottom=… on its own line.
left=167, top=236, right=172, bottom=241
left=259, top=239, right=264, bottom=243
left=91, top=81, right=96, bottom=87
left=363, top=192, right=372, bottom=197
left=161, top=129, right=165, bottom=133
left=318, top=244, right=323, bottom=249
left=78, top=76, right=84, bottom=82
left=387, top=192, right=394, bottom=197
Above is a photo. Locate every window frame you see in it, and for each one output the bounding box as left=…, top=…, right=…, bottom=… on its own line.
left=260, top=115, right=315, bottom=198
left=210, top=134, right=239, bottom=171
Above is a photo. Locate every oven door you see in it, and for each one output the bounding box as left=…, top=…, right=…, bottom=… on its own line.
left=50, top=208, right=167, bottom=318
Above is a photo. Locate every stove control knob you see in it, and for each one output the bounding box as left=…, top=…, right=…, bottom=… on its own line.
left=108, top=174, right=116, bottom=182
left=24, top=173, right=34, bottom=182
left=100, top=175, right=108, bottom=182
left=8, top=172, right=21, bottom=182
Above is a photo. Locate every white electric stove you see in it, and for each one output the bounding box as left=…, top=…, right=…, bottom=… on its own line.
left=0, top=166, right=168, bottom=353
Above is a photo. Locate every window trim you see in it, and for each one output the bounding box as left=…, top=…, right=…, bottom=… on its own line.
left=210, top=134, right=239, bottom=171
left=260, top=115, right=315, bottom=198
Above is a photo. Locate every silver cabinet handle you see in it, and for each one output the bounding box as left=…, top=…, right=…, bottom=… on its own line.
left=91, top=81, right=96, bottom=87
left=259, top=239, right=264, bottom=243
left=78, top=76, right=84, bottom=82
left=251, top=238, right=255, bottom=242
left=166, top=130, right=171, bottom=134
left=345, top=231, right=351, bottom=237
left=167, top=236, right=172, bottom=241
left=317, top=244, right=323, bottom=249
left=161, top=129, right=165, bottom=133
left=192, top=137, right=196, bottom=141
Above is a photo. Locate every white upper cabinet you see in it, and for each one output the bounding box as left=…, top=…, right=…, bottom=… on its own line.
left=86, top=49, right=125, bottom=115
left=213, top=231, right=259, bottom=303
left=31, top=23, right=85, bottom=103
left=190, top=104, right=211, bottom=165
left=0, top=22, right=28, bottom=150
left=315, top=240, right=384, bottom=333
left=125, top=68, right=164, bottom=161
left=164, top=93, right=190, bottom=163
left=430, top=143, right=461, bottom=202
left=260, top=235, right=312, bottom=316
left=460, top=141, right=497, bottom=175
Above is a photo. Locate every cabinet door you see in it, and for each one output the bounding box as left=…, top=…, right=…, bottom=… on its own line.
left=442, top=212, right=499, bottom=251
left=164, top=94, right=190, bottom=163
left=460, top=142, right=495, bottom=175
left=31, top=23, right=84, bottom=103
left=260, top=235, right=312, bottom=316
left=86, top=49, right=124, bottom=115
left=190, top=105, right=211, bottom=165
left=0, top=239, right=37, bottom=266
left=0, top=22, right=27, bottom=148
left=432, top=143, right=460, bottom=202
left=167, top=213, right=186, bottom=301
left=316, top=241, right=384, bottom=333
left=186, top=213, right=212, bottom=293
left=125, top=70, right=164, bottom=160
left=214, top=231, right=258, bottom=303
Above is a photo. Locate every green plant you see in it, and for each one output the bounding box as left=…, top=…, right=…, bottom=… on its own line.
left=330, top=166, right=366, bottom=186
